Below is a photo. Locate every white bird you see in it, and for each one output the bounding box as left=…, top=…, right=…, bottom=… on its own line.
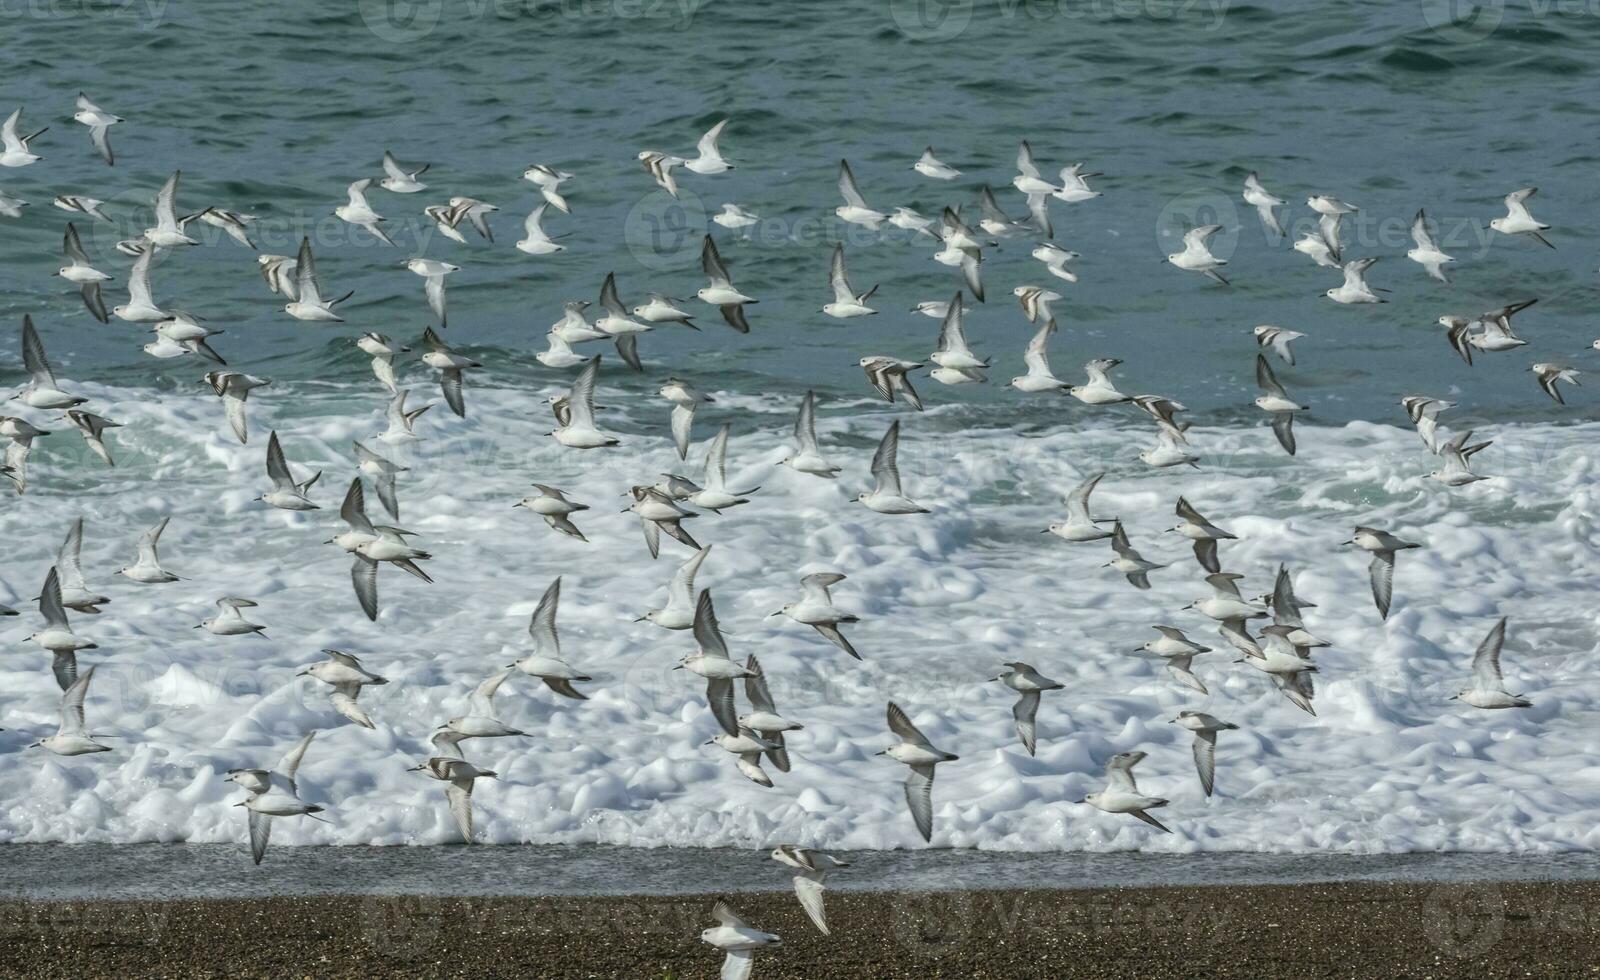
left=708, top=727, right=779, bottom=787
left=629, top=485, right=701, bottom=559
left=710, top=203, right=761, bottom=234
left=993, top=662, right=1063, bottom=756
left=675, top=590, right=754, bottom=736
left=420, top=327, right=480, bottom=418
left=660, top=377, right=712, bottom=460
left=198, top=207, right=257, bottom=248
left=1242, top=172, right=1284, bottom=236
left=642, top=545, right=711, bottom=629
left=257, top=253, right=298, bottom=299
left=336, top=178, right=394, bottom=244
left=682, top=118, right=733, bottom=174
left=913, top=146, right=960, bottom=180
left=775, top=572, right=861, bottom=660
left=632, top=294, right=698, bottom=330
left=227, top=733, right=324, bottom=865
left=1489, top=187, right=1553, bottom=248
left=1533, top=363, right=1580, bottom=404
left=637, top=150, right=682, bottom=197
left=933, top=207, right=987, bottom=301
left=1185, top=573, right=1267, bottom=657
left=781, top=390, right=839, bottom=478
left=149, top=312, right=224, bottom=365
left=1255, top=354, right=1305, bottom=456
left=1253, top=325, right=1304, bottom=366
left=1343, top=526, right=1421, bottom=621
left=53, top=195, right=110, bottom=222
left=1166, top=224, right=1229, bottom=284
left=978, top=184, right=1036, bottom=238
left=409, top=733, right=498, bottom=844
left=354, top=440, right=405, bottom=519
left=1070, top=358, right=1131, bottom=406
left=1453, top=617, right=1530, bottom=709
left=1442, top=300, right=1536, bottom=364
left=143, top=171, right=206, bottom=247
left=332, top=478, right=431, bottom=622
left=285, top=237, right=354, bottom=321
left=858, top=419, right=928, bottom=514
left=28, top=567, right=96, bottom=690
left=689, top=424, right=758, bottom=512
left=54, top=517, right=110, bottom=613
left=835, top=159, right=885, bottom=229
left=199, top=371, right=269, bottom=444
left=930, top=297, right=987, bottom=381
left=1406, top=209, right=1455, bottom=282
left=14, top=315, right=86, bottom=409
left=379, top=150, right=429, bottom=193
left=1172, top=711, right=1237, bottom=797
left=698, top=236, right=756, bottom=333
left=552, top=356, right=618, bottom=448
left=514, top=483, right=589, bottom=541
left=61, top=409, right=121, bottom=466
left=771, top=846, right=849, bottom=936
left=1031, top=243, right=1080, bottom=283
left=31, top=665, right=112, bottom=756
left=445, top=196, right=497, bottom=241
left=73, top=93, right=120, bottom=165
left=888, top=206, right=937, bottom=238
left=859, top=356, right=925, bottom=410
left=823, top=243, right=878, bottom=318
left=2, top=415, right=48, bottom=495
left=300, top=650, right=388, bottom=728
left=438, top=670, right=526, bottom=741
left=1081, top=750, right=1169, bottom=833
left=700, top=900, right=780, bottom=980
left=1171, top=496, right=1234, bottom=574
left=1013, top=285, right=1061, bottom=324
left=1292, top=229, right=1341, bottom=268
left=1012, top=140, right=1059, bottom=196
left=0, top=189, right=26, bottom=218
left=357, top=332, right=409, bottom=393
left=1430, top=429, right=1492, bottom=486
left=112, top=246, right=167, bottom=323
left=522, top=164, right=572, bottom=213
left=1307, top=194, right=1358, bottom=216
left=1047, top=472, right=1114, bottom=542
left=536, top=330, right=588, bottom=369
left=405, top=257, right=457, bottom=326
left=1326, top=256, right=1385, bottom=304
left=1052, top=162, right=1101, bottom=203
left=515, top=203, right=565, bottom=255
left=1106, top=521, right=1166, bottom=590
left=879, top=702, right=958, bottom=843
left=120, top=517, right=179, bottom=584
left=1266, top=564, right=1330, bottom=651
left=1010, top=318, right=1068, bottom=393
left=508, top=578, right=592, bottom=700
left=199, top=597, right=267, bottom=637
left=378, top=388, right=431, bottom=445
left=738, top=654, right=801, bottom=773
left=1400, top=395, right=1454, bottom=453
left=1138, top=626, right=1212, bottom=694
left=258, top=431, right=320, bottom=511
left=0, top=107, right=46, bottom=167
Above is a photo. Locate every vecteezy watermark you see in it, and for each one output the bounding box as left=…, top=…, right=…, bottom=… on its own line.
left=0, top=0, right=168, bottom=28
left=359, top=0, right=704, bottom=42
left=890, top=0, right=1231, bottom=40
left=1421, top=884, right=1507, bottom=958
left=1419, top=0, right=1508, bottom=42
left=623, top=187, right=709, bottom=273
left=0, top=901, right=170, bottom=945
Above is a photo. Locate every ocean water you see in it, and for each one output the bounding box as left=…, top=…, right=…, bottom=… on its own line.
left=1, top=3, right=1598, bottom=856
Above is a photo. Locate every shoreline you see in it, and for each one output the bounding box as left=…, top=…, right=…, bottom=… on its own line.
left=3, top=881, right=1597, bottom=978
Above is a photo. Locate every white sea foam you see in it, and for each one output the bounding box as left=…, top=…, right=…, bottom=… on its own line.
left=1, top=376, right=1596, bottom=853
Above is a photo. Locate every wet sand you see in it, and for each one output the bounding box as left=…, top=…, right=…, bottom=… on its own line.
left=1, top=880, right=1596, bottom=978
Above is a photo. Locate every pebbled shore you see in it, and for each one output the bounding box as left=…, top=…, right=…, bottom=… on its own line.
left=1, top=880, right=1597, bottom=978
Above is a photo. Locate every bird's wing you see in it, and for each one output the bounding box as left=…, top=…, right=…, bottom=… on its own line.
left=800, top=572, right=845, bottom=605
left=1369, top=552, right=1395, bottom=620
left=264, top=431, right=295, bottom=490
left=1015, top=140, right=1040, bottom=179
left=795, top=390, right=821, bottom=452
left=446, top=779, right=475, bottom=842
left=528, top=577, right=562, bottom=657
left=703, top=424, right=730, bottom=488
left=692, top=589, right=730, bottom=659
left=294, top=237, right=324, bottom=305
left=904, top=765, right=936, bottom=842
left=743, top=654, right=777, bottom=714
left=837, top=160, right=868, bottom=209
left=247, top=811, right=273, bottom=865
left=886, top=701, right=930, bottom=746
left=136, top=516, right=171, bottom=566
left=1256, top=354, right=1287, bottom=397
left=351, top=556, right=379, bottom=622
left=696, top=118, right=728, bottom=159
left=1064, top=472, right=1103, bottom=522
left=1471, top=616, right=1509, bottom=687
left=1023, top=318, right=1055, bottom=375
left=469, top=670, right=513, bottom=717
left=21, top=315, right=57, bottom=387
left=1104, top=751, right=1143, bottom=792
left=701, top=235, right=732, bottom=286
left=59, top=664, right=95, bottom=734
left=567, top=357, right=600, bottom=427
left=1193, top=732, right=1217, bottom=796
left=39, top=566, right=69, bottom=630
left=1012, top=690, right=1040, bottom=756
left=56, top=518, right=89, bottom=591
left=870, top=420, right=904, bottom=496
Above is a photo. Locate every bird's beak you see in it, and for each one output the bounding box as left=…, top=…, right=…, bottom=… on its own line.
left=671, top=664, right=683, bottom=670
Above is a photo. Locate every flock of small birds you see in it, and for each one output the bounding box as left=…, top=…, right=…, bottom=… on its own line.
left=0, top=100, right=1574, bottom=979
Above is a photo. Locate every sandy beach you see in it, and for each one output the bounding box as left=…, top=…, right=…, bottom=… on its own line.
left=2, top=880, right=1596, bottom=978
